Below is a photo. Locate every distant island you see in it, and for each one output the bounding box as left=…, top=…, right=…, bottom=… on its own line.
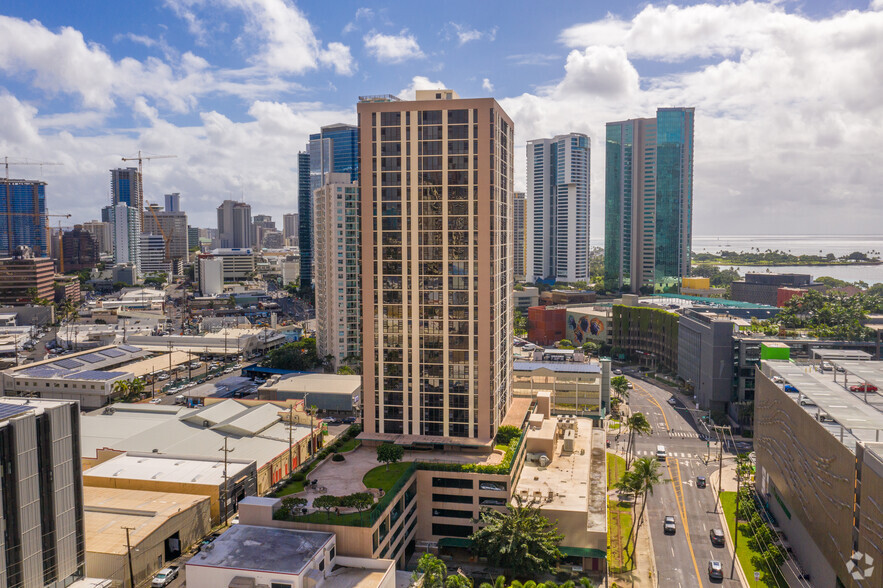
left=692, top=250, right=882, bottom=266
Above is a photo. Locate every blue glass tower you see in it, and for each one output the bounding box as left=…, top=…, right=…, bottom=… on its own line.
left=605, top=107, right=694, bottom=293
left=0, top=179, right=47, bottom=256
left=297, top=151, right=312, bottom=288
left=300, top=123, right=359, bottom=290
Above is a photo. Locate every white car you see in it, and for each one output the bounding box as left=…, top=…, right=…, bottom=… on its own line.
left=151, top=566, right=179, bottom=587
left=667, top=397, right=678, bottom=406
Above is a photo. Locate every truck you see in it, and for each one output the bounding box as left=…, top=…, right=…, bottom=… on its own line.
left=175, top=395, right=186, bottom=405
left=151, top=565, right=179, bottom=587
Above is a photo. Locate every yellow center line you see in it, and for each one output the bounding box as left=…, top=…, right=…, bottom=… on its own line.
left=632, top=380, right=671, bottom=433
left=669, top=457, right=704, bottom=588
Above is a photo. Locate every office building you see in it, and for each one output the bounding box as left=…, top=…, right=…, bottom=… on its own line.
left=730, top=272, right=824, bottom=307
left=281, top=254, right=300, bottom=286
left=139, top=234, right=171, bottom=276
left=82, top=220, right=112, bottom=255
left=301, top=123, right=359, bottom=291
left=313, top=174, right=361, bottom=369
left=217, top=200, right=252, bottom=249
left=110, top=167, right=143, bottom=227
left=54, top=274, right=82, bottom=304
left=604, top=107, right=695, bottom=293
left=61, top=225, right=100, bottom=272
left=164, top=192, right=180, bottom=212
left=103, top=203, right=141, bottom=271
left=526, top=133, right=590, bottom=283
left=513, top=191, right=526, bottom=280
left=187, top=226, right=200, bottom=253
left=262, top=230, right=283, bottom=249
left=298, top=151, right=313, bottom=288
left=143, top=204, right=189, bottom=263
left=0, top=246, right=55, bottom=304
left=195, top=248, right=257, bottom=295
left=756, top=360, right=883, bottom=587
left=0, top=178, right=48, bottom=257
left=283, top=212, right=299, bottom=245
left=252, top=214, right=275, bottom=249
left=358, top=89, right=514, bottom=440
left=0, top=398, right=86, bottom=588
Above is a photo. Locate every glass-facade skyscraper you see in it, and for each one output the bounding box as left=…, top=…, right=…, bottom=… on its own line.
left=0, top=179, right=47, bottom=257
left=300, top=123, right=359, bottom=290
left=604, top=107, right=694, bottom=293
left=297, top=151, right=312, bottom=288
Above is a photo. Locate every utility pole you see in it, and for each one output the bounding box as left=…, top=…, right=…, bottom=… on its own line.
left=122, top=525, right=136, bottom=588
left=219, top=437, right=235, bottom=524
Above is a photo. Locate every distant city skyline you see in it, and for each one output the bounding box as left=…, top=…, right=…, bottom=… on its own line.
left=0, top=1, right=880, bottom=234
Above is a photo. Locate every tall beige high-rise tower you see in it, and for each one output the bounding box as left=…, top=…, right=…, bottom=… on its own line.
left=358, top=89, right=514, bottom=442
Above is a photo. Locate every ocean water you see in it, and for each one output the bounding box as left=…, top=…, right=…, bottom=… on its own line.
left=589, top=235, right=883, bottom=284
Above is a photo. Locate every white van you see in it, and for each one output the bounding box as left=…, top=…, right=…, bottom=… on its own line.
left=656, top=445, right=667, bottom=461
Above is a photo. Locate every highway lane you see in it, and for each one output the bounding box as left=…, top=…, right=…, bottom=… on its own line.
left=626, top=375, right=744, bottom=587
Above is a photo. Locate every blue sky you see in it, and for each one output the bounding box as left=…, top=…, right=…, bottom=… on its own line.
left=1, top=0, right=881, bottom=236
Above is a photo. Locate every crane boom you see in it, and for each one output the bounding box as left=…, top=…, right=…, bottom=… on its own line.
left=121, top=150, right=177, bottom=175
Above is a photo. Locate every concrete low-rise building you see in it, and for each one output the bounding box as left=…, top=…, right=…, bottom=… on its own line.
left=513, top=286, right=539, bottom=312
left=513, top=355, right=611, bottom=417
left=0, top=343, right=150, bottom=408
left=186, top=521, right=396, bottom=588
left=258, top=373, right=361, bottom=413
left=80, top=400, right=324, bottom=495
left=83, top=451, right=257, bottom=525
left=84, top=486, right=210, bottom=587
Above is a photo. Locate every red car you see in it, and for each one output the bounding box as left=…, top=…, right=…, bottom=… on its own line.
left=850, top=384, right=878, bottom=392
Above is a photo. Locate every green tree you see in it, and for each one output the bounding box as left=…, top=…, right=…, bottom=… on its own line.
left=625, top=413, right=651, bottom=468
left=627, top=458, right=662, bottom=563
left=610, top=376, right=629, bottom=401
left=376, top=443, right=404, bottom=471
left=495, top=425, right=522, bottom=445
left=444, top=575, right=473, bottom=588
left=281, top=496, right=307, bottom=517
left=556, top=339, right=575, bottom=349
left=470, top=496, right=564, bottom=577
left=111, top=379, right=130, bottom=401
left=412, top=553, right=448, bottom=588
left=513, top=310, right=528, bottom=337
left=337, top=365, right=356, bottom=375
left=341, top=492, right=374, bottom=521
left=227, top=295, right=237, bottom=308
left=312, top=494, right=340, bottom=520
left=128, top=377, right=145, bottom=400
left=262, top=338, right=320, bottom=370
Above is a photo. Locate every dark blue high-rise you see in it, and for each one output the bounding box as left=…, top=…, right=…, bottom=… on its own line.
left=0, top=179, right=47, bottom=256
left=299, top=123, right=359, bottom=289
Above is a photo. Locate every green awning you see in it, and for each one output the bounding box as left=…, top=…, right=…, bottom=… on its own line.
left=559, top=546, right=607, bottom=559
left=438, top=537, right=473, bottom=548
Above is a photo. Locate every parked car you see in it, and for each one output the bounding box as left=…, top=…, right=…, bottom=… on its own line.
left=697, top=476, right=707, bottom=489
left=663, top=515, right=676, bottom=534
left=151, top=566, right=179, bottom=587
left=613, top=369, right=622, bottom=375
left=342, top=416, right=357, bottom=424
left=667, top=397, right=678, bottom=406
left=708, top=560, right=723, bottom=580
left=784, top=384, right=799, bottom=393
left=850, top=384, right=878, bottom=392
left=710, top=528, right=725, bottom=547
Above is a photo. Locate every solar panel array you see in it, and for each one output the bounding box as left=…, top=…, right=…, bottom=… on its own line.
left=118, top=345, right=142, bottom=353
left=66, top=370, right=127, bottom=381
left=55, top=358, right=83, bottom=370
left=21, top=366, right=66, bottom=378
left=77, top=353, right=104, bottom=363
left=0, top=403, right=34, bottom=421
left=99, top=348, right=125, bottom=358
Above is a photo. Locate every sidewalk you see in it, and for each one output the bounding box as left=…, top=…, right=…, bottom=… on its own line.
left=711, top=464, right=749, bottom=588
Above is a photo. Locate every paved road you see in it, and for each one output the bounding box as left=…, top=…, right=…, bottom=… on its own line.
left=623, top=375, right=748, bottom=588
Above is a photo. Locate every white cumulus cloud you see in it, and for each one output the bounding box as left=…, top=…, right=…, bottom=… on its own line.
left=364, top=31, right=424, bottom=63
left=482, top=78, right=494, bottom=93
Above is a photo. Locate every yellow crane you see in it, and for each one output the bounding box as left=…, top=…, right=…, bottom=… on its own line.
left=145, top=202, right=174, bottom=262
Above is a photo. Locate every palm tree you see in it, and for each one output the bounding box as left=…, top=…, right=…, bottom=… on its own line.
left=111, top=379, right=129, bottom=401
left=625, top=412, right=652, bottom=468
left=610, top=375, right=629, bottom=402
left=128, top=377, right=145, bottom=400
left=627, top=457, right=662, bottom=563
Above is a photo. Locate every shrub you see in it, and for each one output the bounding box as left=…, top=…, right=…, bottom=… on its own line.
left=495, top=425, right=521, bottom=445
left=292, top=472, right=306, bottom=482
left=332, top=453, right=345, bottom=462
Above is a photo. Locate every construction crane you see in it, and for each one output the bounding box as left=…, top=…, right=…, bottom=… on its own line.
left=2, top=156, right=63, bottom=181
left=145, top=202, right=174, bottom=262
left=121, top=151, right=176, bottom=176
